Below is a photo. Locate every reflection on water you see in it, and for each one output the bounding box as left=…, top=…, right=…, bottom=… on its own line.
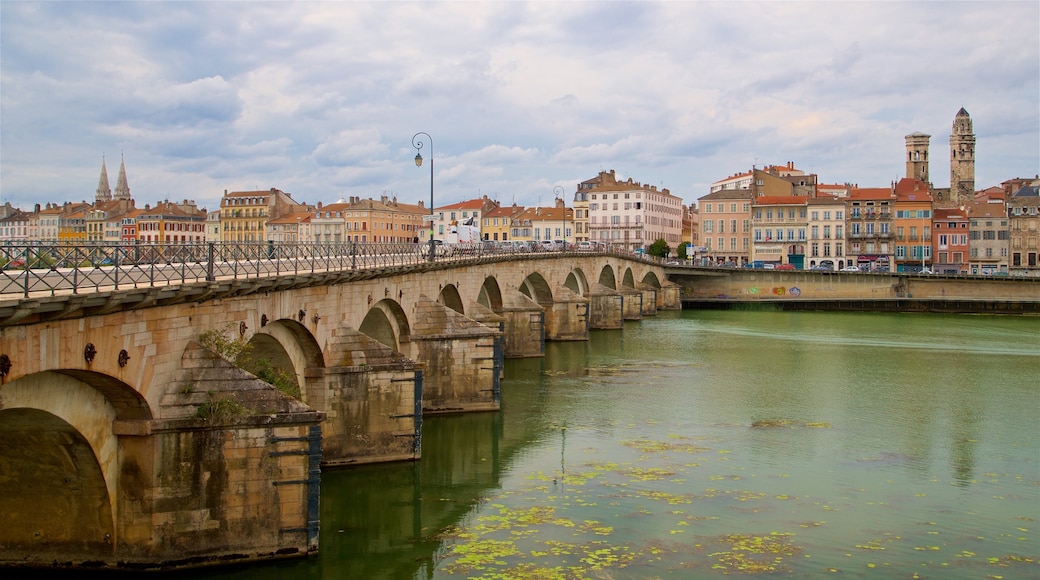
left=161, top=311, right=1040, bottom=579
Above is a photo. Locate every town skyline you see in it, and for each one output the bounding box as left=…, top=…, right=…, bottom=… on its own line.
left=1, top=2, right=1037, bottom=211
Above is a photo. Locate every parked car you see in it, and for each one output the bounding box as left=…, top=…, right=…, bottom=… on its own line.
left=840, top=266, right=861, bottom=272
left=420, top=239, right=450, bottom=257
left=775, top=264, right=796, bottom=270
left=577, top=241, right=594, bottom=252
left=919, top=268, right=933, bottom=274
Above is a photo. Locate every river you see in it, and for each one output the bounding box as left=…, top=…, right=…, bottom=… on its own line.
left=175, top=310, right=1040, bottom=578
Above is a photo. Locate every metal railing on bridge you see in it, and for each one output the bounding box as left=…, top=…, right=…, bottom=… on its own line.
left=0, top=241, right=634, bottom=298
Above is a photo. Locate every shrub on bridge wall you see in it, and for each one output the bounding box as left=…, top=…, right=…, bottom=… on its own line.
left=197, top=324, right=301, bottom=400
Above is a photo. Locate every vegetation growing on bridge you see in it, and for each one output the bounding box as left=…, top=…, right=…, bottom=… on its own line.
left=197, top=325, right=301, bottom=399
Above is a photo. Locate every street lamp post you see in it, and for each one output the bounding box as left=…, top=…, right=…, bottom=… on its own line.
left=412, top=132, right=434, bottom=261
left=553, top=185, right=565, bottom=251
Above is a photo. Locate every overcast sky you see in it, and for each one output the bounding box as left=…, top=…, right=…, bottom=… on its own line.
left=2, top=1, right=1037, bottom=213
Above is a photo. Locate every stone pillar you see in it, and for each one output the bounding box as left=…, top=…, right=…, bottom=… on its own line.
left=111, top=341, right=325, bottom=568
left=320, top=327, right=423, bottom=465
left=410, top=298, right=501, bottom=414
left=636, top=284, right=659, bottom=316
left=587, top=283, right=624, bottom=330
left=657, top=282, right=682, bottom=310
left=544, top=286, right=590, bottom=341
left=499, top=290, right=546, bottom=358
left=467, top=302, right=506, bottom=381
left=619, top=286, right=644, bottom=320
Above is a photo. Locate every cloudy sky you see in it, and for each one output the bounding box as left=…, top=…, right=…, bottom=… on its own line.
left=2, top=1, right=1037, bottom=213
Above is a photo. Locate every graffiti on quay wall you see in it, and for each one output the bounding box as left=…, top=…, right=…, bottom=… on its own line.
left=745, top=286, right=800, bottom=297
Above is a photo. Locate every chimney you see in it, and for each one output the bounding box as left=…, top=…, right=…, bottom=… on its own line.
left=317, top=201, right=322, bottom=209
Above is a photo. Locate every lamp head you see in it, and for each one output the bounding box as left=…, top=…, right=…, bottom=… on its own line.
left=414, top=152, right=423, bottom=168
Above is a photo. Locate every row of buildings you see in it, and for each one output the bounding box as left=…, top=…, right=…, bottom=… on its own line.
left=1, top=110, right=1037, bottom=275
left=691, top=109, right=1039, bottom=275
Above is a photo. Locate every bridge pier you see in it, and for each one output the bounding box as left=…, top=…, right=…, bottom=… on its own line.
left=636, top=284, right=659, bottom=316
left=544, top=287, right=590, bottom=341
left=620, top=286, right=644, bottom=320
left=657, top=282, right=682, bottom=310
left=587, top=284, right=624, bottom=330
left=499, top=291, right=546, bottom=358
left=410, top=299, right=501, bottom=414
left=318, top=327, right=422, bottom=465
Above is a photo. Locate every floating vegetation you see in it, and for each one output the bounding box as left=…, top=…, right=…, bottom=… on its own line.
left=623, top=437, right=712, bottom=454
left=707, top=532, right=803, bottom=573
left=751, top=418, right=832, bottom=429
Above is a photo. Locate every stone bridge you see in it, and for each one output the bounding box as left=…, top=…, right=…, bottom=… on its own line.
left=0, top=253, right=678, bottom=570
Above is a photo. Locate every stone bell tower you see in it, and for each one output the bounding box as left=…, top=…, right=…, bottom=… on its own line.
left=949, top=107, right=976, bottom=207
left=905, top=132, right=931, bottom=183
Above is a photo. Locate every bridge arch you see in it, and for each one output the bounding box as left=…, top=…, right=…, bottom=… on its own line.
left=358, top=299, right=410, bottom=352
left=247, top=319, right=324, bottom=403
left=519, top=272, right=553, bottom=306
left=477, top=276, right=504, bottom=312
left=563, top=268, right=590, bottom=296
left=597, top=265, right=618, bottom=290
left=621, top=268, right=636, bottom=289
left=437, top=284, right=464, bottom=314
left=0, top=370, right=149, bottom=557
left=640, top=270, right=663, bottom=288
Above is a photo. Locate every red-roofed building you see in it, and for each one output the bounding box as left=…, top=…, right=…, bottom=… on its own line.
left=893, top=178, right=934, bottom=272
left=932, top=208, right=970, bottom=274
left=845, top=187, right=895, bottom=271
left=433, top=196, right=500, bottom=241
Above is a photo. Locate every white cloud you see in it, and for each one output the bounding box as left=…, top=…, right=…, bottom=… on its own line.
left=1, top=1, right=1037, bottom=213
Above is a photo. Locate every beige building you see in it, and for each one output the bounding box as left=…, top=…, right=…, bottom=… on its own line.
left=571, top=186, right=590, bottom=242
left=583, top=170, right=683, bottom=252
left=697, top=189, right=753, bottom=265
left=751, top=196, right=807, bottom=267
left=967, top=198, right=1009, bottom=274
left=1008, top=182, right=1040, bottom=275
left=509, top=205, right=572, bottom=244
left=807, top=194, right=846, bottom=270
left=219, top=188, right=304, bottom=243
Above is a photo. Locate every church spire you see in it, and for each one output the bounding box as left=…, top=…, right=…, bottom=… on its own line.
left=96, top=155, right=113, bottom=202
left=114, top=153, right=131, bottom=201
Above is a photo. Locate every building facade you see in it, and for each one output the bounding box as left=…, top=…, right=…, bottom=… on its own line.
left=584, top=170, right=683, bottom=252
left=1007, top=182, right=1039, bottom=275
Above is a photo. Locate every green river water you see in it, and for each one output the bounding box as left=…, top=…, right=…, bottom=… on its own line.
left=174, top=311, right=1039, bottom=578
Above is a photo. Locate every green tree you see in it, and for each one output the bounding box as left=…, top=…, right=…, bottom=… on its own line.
left=648, top=238, right=670, bottom=258
left=677, top=241, right=689, bottom=260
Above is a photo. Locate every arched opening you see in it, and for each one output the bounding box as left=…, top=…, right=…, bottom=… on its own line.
left=621, top=268, right=636, bottom=289
left=477, top=276, right=504, bottom=312
left=640, top=271, right=662, bottom=288
left=597, top=265, right=617, bottom=290
left=248, top=320, right=324, bottom=403
left=563, top=269, right=589, bottom=296
left=0, top=408, right=114, bottom=558
left=359, top=299, right=410, bottom=351
left=438, top=284, right=464, bottom=314
left=519, top=272, right=553, bottom=306
left=0, top=371, right=148, bottom=562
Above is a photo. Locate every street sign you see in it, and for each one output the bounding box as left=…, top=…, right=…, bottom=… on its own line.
left=422, top=215, right=436, bottom=223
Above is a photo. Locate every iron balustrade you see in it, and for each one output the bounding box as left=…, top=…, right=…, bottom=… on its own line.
left=0, top=241, right=617, bottom=298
